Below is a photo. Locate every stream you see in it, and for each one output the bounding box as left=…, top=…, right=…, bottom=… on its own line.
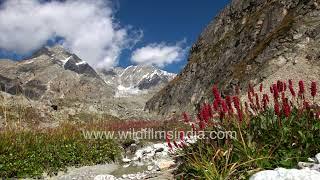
left=47, top=142, right=177, bottom=180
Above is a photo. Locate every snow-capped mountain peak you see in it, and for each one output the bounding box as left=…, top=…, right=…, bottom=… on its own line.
left=98, top=65, right=176, bottom=97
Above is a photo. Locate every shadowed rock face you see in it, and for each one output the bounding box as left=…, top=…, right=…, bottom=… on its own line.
left=146, top=0, right=320, bottom=115
left=31, top=46, right=99, bottom=77
left=137, top=74, right=168, bottom=90
left=63, top=55, right=99, bottom=77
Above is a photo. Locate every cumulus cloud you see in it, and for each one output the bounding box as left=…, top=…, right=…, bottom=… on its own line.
left=0, top=0, right=142, bottom=69
left=131, top=41, right=188, bottom=67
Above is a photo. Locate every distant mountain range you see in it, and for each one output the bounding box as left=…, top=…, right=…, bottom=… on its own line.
left=99, top=65, right=175, bottom=97
left=0, top=45, right=176, bottom=123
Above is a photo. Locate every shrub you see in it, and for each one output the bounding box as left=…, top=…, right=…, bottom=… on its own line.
left=174, top=80, right=320, bottom=179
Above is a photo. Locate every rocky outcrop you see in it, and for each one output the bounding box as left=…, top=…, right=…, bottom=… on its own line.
left=250, top=153, right=320, bottom=180
left=146, top=0, right=320, bottom=115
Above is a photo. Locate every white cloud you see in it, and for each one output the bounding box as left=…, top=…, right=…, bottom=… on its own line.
left=0, top=0, right=142, bottom=69
left=131, top=41, right=188, bottom=67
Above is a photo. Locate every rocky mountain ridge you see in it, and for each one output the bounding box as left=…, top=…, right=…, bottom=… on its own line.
left=146, top=0, right=320, bottom=115
left=0, top=46, right=175, bottom=123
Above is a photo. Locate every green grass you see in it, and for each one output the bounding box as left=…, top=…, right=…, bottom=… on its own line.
left=0, top=123, right=121, bottom=178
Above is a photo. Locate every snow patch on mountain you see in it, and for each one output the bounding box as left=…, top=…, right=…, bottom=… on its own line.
left=60, top=56, right=72, bottom=65
left=115, top=85, right=147, bottom=97
left=76, top=60, right=87, bottom=66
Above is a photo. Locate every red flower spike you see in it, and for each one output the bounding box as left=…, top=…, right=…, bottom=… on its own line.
left=259, top=83, right=263, bottom=93
left=289, top=79, right=293, bottom=87
left=311, top=81, right=317, bottom=98
left=277, top=80, right=283, bottom=92
left=226, top=96, right=232, bottom=108
left=200, top=104, right=212, bottom=123
left=237, top=110, right=243, bottom=122
left=299, top=80, right=305, bottom=97
left=289, top=85, right=296, bottom=97
left=281, top=92, right=286, bottom=103
left=270, top=86, right=274, bottom=94
left=272, top=84, right=279, bottom=100
left=180, top=131, right=185, bottom=141
left=255, top=93, right=260, bottom=110
left=262, top=94, right=269, bottom=111
left=232, top=96, right=243, bottom=121
left=283, top=82, right=287, bottom=92
left=282, top=100, right=291, bottom=118
left=221, top=100, right=228, bottom=114
left=199, top=121, right=206, bottom=130
left=233, top=96, right=241, bottom=110
left=212, top=85, right=221, bottom=104
left=264, top=94, right=270, bottom=102
left=213, top=99, right=219, bottom=111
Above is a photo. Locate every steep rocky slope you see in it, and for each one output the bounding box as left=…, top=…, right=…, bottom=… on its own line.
left=146, top=0, right=320, bottom=115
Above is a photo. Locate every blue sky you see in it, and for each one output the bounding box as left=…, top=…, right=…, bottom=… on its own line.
left=0, top=0, right=230, bottom=73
